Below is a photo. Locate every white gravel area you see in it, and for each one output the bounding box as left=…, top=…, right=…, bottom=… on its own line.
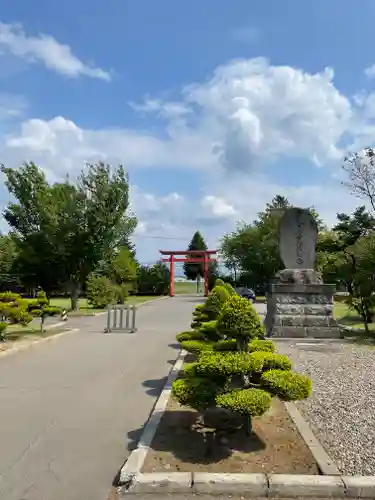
left=274, top=339, right=375, bottom=475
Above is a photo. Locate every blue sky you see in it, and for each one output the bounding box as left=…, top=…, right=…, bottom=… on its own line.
left=1, top=0, right=375, bottom=265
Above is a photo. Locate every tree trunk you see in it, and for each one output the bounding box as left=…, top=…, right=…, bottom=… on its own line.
left=69, top=282, right=80, bottom=311
left=245, top=415, right=252, bottom=436
left=196, top=276, right=200, bottom=294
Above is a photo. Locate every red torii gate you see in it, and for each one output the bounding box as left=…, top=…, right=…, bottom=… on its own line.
left=160, top=249, right=218, bottom=297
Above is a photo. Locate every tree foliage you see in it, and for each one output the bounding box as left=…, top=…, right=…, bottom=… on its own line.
left=0, top=292, right=33, bottom=341
left=184, top=231, right=208, bottom=283
left=342, top=148, right=375, bottom=212
left=1, top=162, right=137, bottom=309
left=137, top=262, right=170, bottom=295
left=220, top=195, right=326, bottom=291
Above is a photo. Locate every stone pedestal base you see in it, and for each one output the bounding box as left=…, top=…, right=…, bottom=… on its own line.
left=265, top=283, right=340, bottom=338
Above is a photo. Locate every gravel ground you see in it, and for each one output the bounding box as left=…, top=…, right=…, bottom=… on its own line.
left=275, top=339, right=375, bottom=475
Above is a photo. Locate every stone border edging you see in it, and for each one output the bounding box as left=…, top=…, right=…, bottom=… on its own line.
left=0, top=328, right=79, bottom=359
left=124, top=472, right=375, bottom=498
left=119, top=349, right=187, bottom=485
left=117, top=336, right=375, bottom=498
left=284, top=401, right=340, bottom=475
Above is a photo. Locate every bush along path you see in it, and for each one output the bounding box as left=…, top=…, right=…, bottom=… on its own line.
left=172, top=280, right=312, bottom=445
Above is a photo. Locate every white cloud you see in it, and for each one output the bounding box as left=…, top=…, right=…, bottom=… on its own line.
left=365, top=64, right=375, bottom=78
left=0, top=22, right=111, bottom=80
left=201, top=195, right=237, bottom=218
left=2, top=56, right=375, bottom=261
left=3, top=57, right=370, bottom=175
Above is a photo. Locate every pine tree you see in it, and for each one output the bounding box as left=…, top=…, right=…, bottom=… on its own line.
left=184, top=231, right=208, bottom=292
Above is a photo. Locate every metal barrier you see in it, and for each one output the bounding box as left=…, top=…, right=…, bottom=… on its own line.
left=104, top=304, right=137, bottom=333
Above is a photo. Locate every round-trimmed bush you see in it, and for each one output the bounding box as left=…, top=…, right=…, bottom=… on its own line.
left=172, top=377, right=219, bottom=409
left=261, top=369, right=312, bottom=400
left=249, top=352, right=292, bottom=372
left=199, top=320, right=220, bottom=341
left=176, top=330, right=205, bottom=343
left=216, top=388, right=272, bottom=417
left=213, top=339, right=237, bottom=351
left=180, top=339, right=214, bottom=354
left=217, top=295, right=265, bottom=346
left=248, top=339, right=275, bottom=353
left=224, top=282, right=237, bottom=296
left=201, top=285, right=231, bottom=321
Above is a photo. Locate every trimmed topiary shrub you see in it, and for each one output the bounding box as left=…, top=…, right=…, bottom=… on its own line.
left=224, top=282, right=237, bottom=296
left=213, top=339, right=237, bottom=351
left=214, top=278, right=225, bottom=287
left=217, top=295, right=265, bottom=349
left=216, top=388, right=272, bottom=417
left=248, top=339, right=275, bottom=353
left=27, top=290, right=61, bottom=332
left=180, top=339, right=214, bottom=354
left=0, top=291, right=33, bottom=340
left=261, top=370, right=312, bottom=400
left=201, top=285, right=231, bottom=321
left=176, top=330, right=206, bottom=343
left=172, top=294, right=312, bottom=436
left=198, top=320, right=221, bottom=341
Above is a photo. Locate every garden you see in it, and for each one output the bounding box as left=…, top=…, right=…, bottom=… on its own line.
left=140, top=280, right=319, bottom=475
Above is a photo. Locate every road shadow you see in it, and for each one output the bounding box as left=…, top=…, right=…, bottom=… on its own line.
left=143, top=376, right=168, bottom=396
left=168, top=342, right=181, bottom=350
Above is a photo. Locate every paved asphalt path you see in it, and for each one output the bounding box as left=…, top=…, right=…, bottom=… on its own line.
left=0, top=296, right=200, bottom=500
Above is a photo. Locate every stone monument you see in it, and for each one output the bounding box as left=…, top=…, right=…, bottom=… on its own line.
left=265, top=207, right=340, bottom=338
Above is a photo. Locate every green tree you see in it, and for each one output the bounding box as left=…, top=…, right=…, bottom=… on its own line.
left=103, top=247, right=138, bottom=284
left=137, top=262, right=170, bottom=295
left=221, top=196, right=324, bottom=291
left=1, top=162, right=137, bottom=310
left=317, top=206, right=375, bottom=330
left=86, top=274, right=117, bottom=309
left=184, top=231, right=208, bottom=292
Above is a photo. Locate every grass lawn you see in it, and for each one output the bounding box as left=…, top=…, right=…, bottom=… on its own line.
left=49, top=295, right=161, bottom=315
left=334, top=301, right=375, bottom=332
left=174, top=281, right=199, bottom=294
left=3, top=323, right=64, bottom=343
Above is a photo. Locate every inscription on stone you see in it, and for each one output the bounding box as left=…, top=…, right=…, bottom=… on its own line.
left=279, top=207, right=318, bottom=269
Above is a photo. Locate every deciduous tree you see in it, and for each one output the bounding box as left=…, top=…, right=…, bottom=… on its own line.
left=184, top=231, right=208, bottom=292
left=1, top=162, right=137, bottom=310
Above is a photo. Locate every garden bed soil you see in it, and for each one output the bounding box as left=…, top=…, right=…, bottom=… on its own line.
left=142, top=396, right=319, bottom=475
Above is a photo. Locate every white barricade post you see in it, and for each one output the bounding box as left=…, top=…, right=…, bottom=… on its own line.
left=104, top=304, right=137, bottom=333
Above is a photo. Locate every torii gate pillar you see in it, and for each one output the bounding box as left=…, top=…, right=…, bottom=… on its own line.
left=160, top=250, right=217, bottom=297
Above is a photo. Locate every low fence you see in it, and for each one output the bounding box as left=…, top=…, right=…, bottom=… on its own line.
left=105, top=304, right=137, bottom=333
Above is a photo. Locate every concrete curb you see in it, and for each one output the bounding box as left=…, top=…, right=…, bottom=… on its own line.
left=119, top=349, right=187, bottom=484
left=0, top=328, right=79, bottom=359
left=284, top=401, right=340, bottom=475
left=121, top=472, right=375, bottom=497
